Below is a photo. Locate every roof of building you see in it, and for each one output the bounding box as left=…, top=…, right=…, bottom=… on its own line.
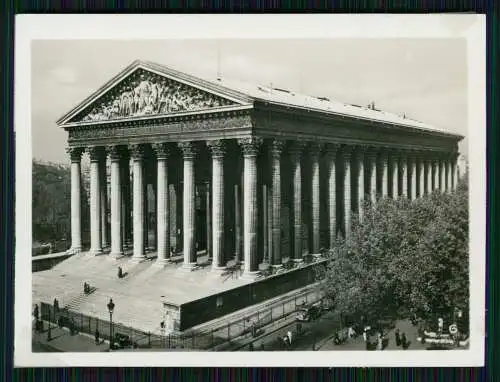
left=58, top=59, right=463, bottom=139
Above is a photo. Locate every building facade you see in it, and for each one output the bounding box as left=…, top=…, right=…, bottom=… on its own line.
left=58, top=60, right=463, bottom=281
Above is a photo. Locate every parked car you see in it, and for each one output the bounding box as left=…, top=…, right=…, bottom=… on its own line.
left=296, top=304, right=322, bottom=322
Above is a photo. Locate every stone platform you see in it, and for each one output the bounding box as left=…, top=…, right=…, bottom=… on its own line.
left=32, top=249, right=326, bottom=334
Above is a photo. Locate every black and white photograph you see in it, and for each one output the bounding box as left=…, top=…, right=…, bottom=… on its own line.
left=15, top=14, right=485, bottom=367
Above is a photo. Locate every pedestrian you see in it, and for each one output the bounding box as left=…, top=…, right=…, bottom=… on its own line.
left=95, top=329, right=100, bottom=345
left=395, top=328, right=401, bottom=347
left=377, top=332, right=383, bottom=351
left=363, top=328, right=367, bottom=343
left=401, top=332, right=408, bottom=349
left=53, top=298, right=59, bottom=313
left=118, top=266, right=123, bottom=279
left=287, top=330, right=293, bottom=345
left=33, top=305, right=39, bottom=321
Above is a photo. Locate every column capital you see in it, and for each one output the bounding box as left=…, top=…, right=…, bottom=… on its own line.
left=178, top=141, right=197, bottom=160
left=206, top=139, right=226, bottom=159
left=354, top=145, right=370, bottom=159
left=269, top=139, right=285, bottom=159
left=289, top=141, right=306, bottom=159
left=106, top=145, right=125, bottom=161
left=308, top=142, right=324, bottom=158
left=448, top=151, right=460, bottom=160
left=152, top=142, right=170, bottom=159
left=66, top=147, right=84, bottom=162
left=87, top=146, right=105, bottom=162
left=324, top=143, right=342, bottom=157
left=129, top=144, right=146, bottom=160
left=238, top=136, right=263, bottom=157
left=340, top=145, right=354, bottom=159
left=365, top=146, right=380, bottom=160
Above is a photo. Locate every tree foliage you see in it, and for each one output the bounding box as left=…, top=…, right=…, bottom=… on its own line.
left=32, top=159, right=90, bottom=246
left=324, top=180, right=469, bottom=326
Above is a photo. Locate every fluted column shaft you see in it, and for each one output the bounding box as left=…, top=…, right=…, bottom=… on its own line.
left=68, top=147, right=84, bottom=253
left=107, top=146, right=123, bottom=257
left=440, top=158, right=446, bottom=193
left=446, top=158, right=453, bottom=193
left=208, top=140, right=225, bottom=270
left=409, top=155, right=417, bottom=200
left=342, top=148, right=353, bottom=237
left=88, top=147, right=103, bottom=255
left=290, top=143, right=304, bottom=260
left=400, top=154, right=408, bottom=198
left=380, top=151, right=389, bottom=198
left=325, top=144, right=339, bottom=244
left=153, top=143, right=170, bottom=266
left=270, top=140, right=284, bottom=265
left=99, top=155, right=108, bottom=248
left=432, top=159, right=438, bottom=191
left=451, top=154, right=459, bottom=190
left=367, top=151, right=377, bottom=204
left=390, top=153, right=399, bottom=198
left=239, top=137, right=262, bottom=277
left=310, top=144, right=322, bottom=253
left=179, top=142, right=197, bottom=269
left=356, top=148, right=365, bottom=223
left=417, top=158, right=425, bottom=198
left=130, top=145, right=145, bottom=262
left=120, top=155, right=132, bottom=246
left=425, top=159, right=432, bottom=195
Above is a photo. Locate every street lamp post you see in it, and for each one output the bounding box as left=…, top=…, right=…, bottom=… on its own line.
left=107, top=298, right=115, bottom=351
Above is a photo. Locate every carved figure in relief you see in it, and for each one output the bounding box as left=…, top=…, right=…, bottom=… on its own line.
left=73, top=69, right=235, bottom=122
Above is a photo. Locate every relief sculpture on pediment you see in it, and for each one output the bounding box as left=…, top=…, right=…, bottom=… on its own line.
left=72, top=69, right=236, bottom=123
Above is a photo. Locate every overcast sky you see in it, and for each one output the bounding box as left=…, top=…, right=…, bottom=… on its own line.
left=31, top=38, right=468, bottom=164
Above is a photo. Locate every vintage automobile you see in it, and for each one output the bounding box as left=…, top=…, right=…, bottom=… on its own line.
left=296, top=304, right=322, bottom=322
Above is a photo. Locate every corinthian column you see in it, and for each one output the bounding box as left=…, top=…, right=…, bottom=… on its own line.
left=390, top=152, right=399, bottom=198
left=418, top=156, right=425, bottom=198
left=290, top=142, right=305, bottom=260
left=325, top=143, right=340, bottom=245
left=341, top=146, right=353, bottom=238
left=310, top=143, right=322, bottom=254
left=87, top=147, right=103, bottom=255
left=107, top=145, right=123, bottom=258
left=99, top=154, right=108, bottom=249
left=400, top=153, right=408, bottom=198
left=270, top=139, right=285, bottom=266
left=366, top=149, right=377, bottom=204
left=207, top=140, right=226, bottom=271
left=130, top=144, right=146, bottom=262
left=238, top=137, right=262, bottom=278
left=178, top=142, right=197, bottom=270
left=446, top=155, right=453, bottom=193
left=379, top=150, right=389, bottom=198
left=67, top=147, right=84, bottom=253
left=440, top=156, right=446, bottom=193
left=451, top=152, right=459, bottom=190
left=433, top=157, right=440, bottom=191
left=152, top=143, right=170, bottom=267
left=356, top=146, right=366, bottom=223
left=409, top=153, right=417, bottom=200
left=425, top=158, right=433, bottom=195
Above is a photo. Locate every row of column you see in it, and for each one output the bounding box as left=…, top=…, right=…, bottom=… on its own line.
left=67, top=142, right=459, bottom=279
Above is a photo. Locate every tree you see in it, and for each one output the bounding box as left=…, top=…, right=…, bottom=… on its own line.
left=32, top=159, right=91, bottom=249
left=323, top=184, right=469, bottom=327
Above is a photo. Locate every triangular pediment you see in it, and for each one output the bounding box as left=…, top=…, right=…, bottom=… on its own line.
left=59, top=61, right=252, bottom=125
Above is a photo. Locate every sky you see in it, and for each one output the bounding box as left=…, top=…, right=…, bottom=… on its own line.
left=31, top=38, right=468, bottom=164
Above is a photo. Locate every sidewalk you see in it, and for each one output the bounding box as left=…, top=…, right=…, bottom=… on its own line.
left=32, top=323, right=109, bottom=352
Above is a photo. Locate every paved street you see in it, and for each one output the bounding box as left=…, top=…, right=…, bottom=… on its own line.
left=32, top=323, right=109, bottom=352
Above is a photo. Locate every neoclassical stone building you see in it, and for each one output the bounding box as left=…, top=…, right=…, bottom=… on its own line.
left=58, top=60, right=463, bottom=281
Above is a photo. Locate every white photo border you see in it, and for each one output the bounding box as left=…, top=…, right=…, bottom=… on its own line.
left=14, top=14, right=486, bottom=367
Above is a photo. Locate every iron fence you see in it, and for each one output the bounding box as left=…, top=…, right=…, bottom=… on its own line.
left=38, top=285, right=323, bottom=351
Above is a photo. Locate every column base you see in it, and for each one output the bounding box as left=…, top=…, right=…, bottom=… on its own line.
left=109, top=251, right=123, bottom=259
left=258, top=262, right=270, bottom=271
left=180, top=262, right=198, bottom=272
left=271, top=263, right=283, bottom=268
left=68, top=246, right=82, bottom=255
left=211, top=266, right=227, bottom=274
left=292, top=258, right=304, bottom=263
left=130, top=255, right=146, bottom=264
left=89, top=249, right=102, bottom=256
left=154, top=258, right=170, bottom=268
left=240, top=270, right=260, bottom=281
